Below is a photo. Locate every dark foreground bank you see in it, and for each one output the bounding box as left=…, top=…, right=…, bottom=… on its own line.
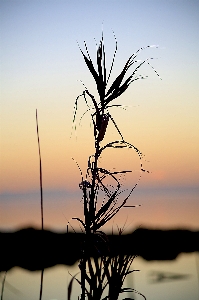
left=0, top=227, right=199, bottom=271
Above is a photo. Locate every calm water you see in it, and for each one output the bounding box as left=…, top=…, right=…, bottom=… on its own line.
left=1, top=253, right=198, bottom=300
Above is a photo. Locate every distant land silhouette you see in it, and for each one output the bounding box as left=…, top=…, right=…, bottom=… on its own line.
left=0, top=227, right=199, bottom=271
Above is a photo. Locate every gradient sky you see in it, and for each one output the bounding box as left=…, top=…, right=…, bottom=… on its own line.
left=1, top=0, right=199, bottom=231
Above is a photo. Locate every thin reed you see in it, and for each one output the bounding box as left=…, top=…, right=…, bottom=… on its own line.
left=0, top=272, right=7, bottom=300
left=36, top=109, right=44, bottom=300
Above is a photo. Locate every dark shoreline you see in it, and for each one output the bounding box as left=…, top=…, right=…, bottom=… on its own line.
left=0, top=227, right=199, bottom=271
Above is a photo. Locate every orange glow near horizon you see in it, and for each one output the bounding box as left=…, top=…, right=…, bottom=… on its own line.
left=1, top=105, right=198, bottom=193
left=1, top=188, right=199, bottom=231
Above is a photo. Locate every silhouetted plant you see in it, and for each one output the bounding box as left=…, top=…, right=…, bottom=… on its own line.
left=0, top=271, right=7, bottom=300
left=69, top=32, right=160, bottom=300
left=36, top=110, right=45, bottom=300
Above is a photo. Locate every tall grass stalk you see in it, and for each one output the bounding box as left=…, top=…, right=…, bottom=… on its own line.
left=70, top=32, right=160, bottom=300
left=0, top=271, right=7, bottom=300
left=36, top=109, right=44, bottom=230
left=36, top=109, right=44, bottom=300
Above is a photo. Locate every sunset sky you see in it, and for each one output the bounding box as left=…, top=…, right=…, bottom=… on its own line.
left=1, top=0, right=199, bottom=231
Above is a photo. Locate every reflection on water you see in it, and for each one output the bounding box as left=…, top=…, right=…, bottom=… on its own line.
left=0, top=253, right=198, bottom=300
left=148, top=270, right=190, bottom=283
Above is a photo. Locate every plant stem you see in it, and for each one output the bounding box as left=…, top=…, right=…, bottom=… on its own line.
left=36, top=109, right=44, bottom=300
left=36, top=109, right=44, bottom=230
left=1, top=271, right=7, bottom=300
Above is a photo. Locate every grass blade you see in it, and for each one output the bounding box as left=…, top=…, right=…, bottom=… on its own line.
left=36, top=109, right=44, bottom=300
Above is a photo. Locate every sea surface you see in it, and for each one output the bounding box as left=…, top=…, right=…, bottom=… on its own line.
left=1, top=253, right=198, bottom=300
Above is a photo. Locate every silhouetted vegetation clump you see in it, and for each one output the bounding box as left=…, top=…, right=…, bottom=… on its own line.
left=70, top=32, right=160, bottom=300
